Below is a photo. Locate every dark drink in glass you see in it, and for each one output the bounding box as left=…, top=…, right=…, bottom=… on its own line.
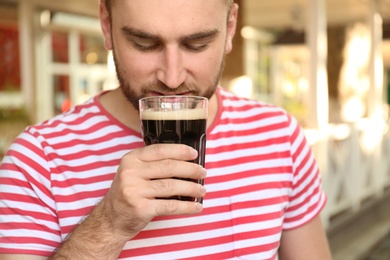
left=139, top=96, right=208, bottom=203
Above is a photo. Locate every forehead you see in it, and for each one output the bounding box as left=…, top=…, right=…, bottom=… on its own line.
left=110, top=0, right=230, bottom=34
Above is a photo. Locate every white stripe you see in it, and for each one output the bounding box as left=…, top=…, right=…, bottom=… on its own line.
left=0, top=243, right=56, bottom=252
left=42, top=105, right=100, bottom=127
left=291, top=162, right=319, bottom=199
left=283, top=193, right=326, bottom=229
left=220, top=107, right=281, bottom=119
left=206, top=143, right=290, bottom=162
left=53, top=135, right=141, bottom=156
left=51, top=165, right=117, bottom=182
left=206, top=159, right=291, bottom=177
left=227, top=189, right=291, bottom=205
left=41, top=115, right=110, bottom=135
left=145, top=204, right=285, bottom=233
left=222, top=96, right=262, bottom=108
left=57, top=196, right=103, bottom=211
left=129, top=219, right=282, bottom=249
left=52, top=179, right=112, bottom=196
left=1, top=185, right=43, bottom=197
left=207, top=128, right=289, bottom=148
left=0, top=229, right=61, bottom=242
left=0, top=214, right=60, bottom=231
left=206, top=174, right=292, bottom=193
left=44, top=123, right=123, bottom=144
left=122, top=242, right=236, bottom=260
left=213, top=114, right=287, bottom=133
left=0, top=200, right=56, bottom=217
left=285, top=189, right=322, bottom=219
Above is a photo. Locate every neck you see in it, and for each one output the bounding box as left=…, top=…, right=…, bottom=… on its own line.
left=99, top=88, right=141, bottom=132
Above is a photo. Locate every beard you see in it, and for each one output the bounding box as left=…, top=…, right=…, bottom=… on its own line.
left=112, top=48, right=226, bottom=111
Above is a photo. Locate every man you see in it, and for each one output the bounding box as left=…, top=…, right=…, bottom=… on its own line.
left=0, top=0, right=332, bottom=259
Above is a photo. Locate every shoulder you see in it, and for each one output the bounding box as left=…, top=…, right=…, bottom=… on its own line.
left=5, top=94, right=111, bottom=161
left=217, top=87, right=295, bottom=127
left=30, top=96, right=102, bottom=134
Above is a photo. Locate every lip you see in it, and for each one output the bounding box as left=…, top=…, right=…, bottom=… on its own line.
left=151, top=91, right=192, bottom=96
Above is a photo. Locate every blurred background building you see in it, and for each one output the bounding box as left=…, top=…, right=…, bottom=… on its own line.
left=1, top=0, right=390, bottom=259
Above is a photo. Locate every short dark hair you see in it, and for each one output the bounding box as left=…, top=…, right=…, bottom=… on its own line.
left=104, top=0, right=234, bottom=16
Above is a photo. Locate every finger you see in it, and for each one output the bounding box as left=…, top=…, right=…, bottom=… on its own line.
left=146, top=178, right=207, bottom=199
left=136, top=143, right=198, bottom=162
left=152, top=199, right=204, bottom=216
left=142, top=159, right=207, bottom=180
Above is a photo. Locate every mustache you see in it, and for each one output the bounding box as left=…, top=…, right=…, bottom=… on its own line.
left=141, top=81, right=199, bottom=95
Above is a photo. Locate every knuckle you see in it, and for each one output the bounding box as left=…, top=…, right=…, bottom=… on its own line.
left=192, top=163, right=201, bottom=175
left=160, top=159, right=175, bottom=171
left=122, top=185, right=136, bottom=199
left=152, top=143, right=165, bottom=157
left=149, top=179, right=165, bottom=191
left=149, top=179, right=174, bottom=192
left=156, top=200, right=179, bottom=216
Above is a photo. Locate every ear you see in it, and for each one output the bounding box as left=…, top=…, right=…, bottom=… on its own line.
left=99, top=0, right=113, bottom=50
left=225, top=3, right=239, bottom=55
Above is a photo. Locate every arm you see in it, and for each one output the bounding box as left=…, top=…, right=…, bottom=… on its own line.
left=0, top=255, right=46, bottom=260
left=49, top=144, right=206, bottom=259
left=279, top=215, right=332, bottom=260
left=0, top=144, right=206, bottom=259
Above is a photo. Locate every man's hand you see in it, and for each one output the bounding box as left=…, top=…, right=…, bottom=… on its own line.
left=50, top=143, right=207, bottom=259
left=102, top=143, right=207, bottom=237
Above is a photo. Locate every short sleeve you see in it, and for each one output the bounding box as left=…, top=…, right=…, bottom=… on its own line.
left=282, top=115, right=327, bottom=230
left=0, top=130, right=61, bottom=256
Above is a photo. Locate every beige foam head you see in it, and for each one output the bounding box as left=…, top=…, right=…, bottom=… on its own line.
left=141, top=108, right=207, bottom=120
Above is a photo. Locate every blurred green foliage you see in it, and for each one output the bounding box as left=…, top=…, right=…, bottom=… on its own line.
left=0, top=108, right=31, bottom=123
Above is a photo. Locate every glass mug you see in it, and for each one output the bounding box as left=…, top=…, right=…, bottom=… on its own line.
left=139, top=96, right=208, bottom=204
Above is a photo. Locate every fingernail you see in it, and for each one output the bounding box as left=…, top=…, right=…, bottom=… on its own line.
left=190, top=147, right=198, bottom=157
left=195, top=202, right=203, bottom=211
left=199, top=185, right=207, bottom=194
left=201, top=167, right=207, bottom=178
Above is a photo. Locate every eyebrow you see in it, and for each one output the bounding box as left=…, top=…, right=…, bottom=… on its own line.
left=121, top=26, right=220, bottom=42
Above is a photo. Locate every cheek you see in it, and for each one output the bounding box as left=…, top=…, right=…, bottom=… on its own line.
left=189, top=50, right=224, bottom=77
left=115, top=49, right=156, bottom=80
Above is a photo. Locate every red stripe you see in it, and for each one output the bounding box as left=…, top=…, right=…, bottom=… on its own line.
left=206, top=181, right=291, bottom=200
left=206, top=151, right=292, bottom=170
left=285, top=193, right=324, bottom=223
left=1, top=207, right=57, bottom=222
left=5, top=149, right=54, bottom=204
left=0, top=248, right=52, bottom=257
left=219, top=109, right=286, bottom=124
left=287, top=185, right=321, bottom=214
left=0, top=88, right=326, bottom=258
left=46, top=142, right=142, bottom=162
left=209, top=122, right=289, bottom=143
left=205, top=165, right=293, bottom=185
left=9, top=139, right=50, bottom=182
left=0, top=175, right=31, bottom=188
left=290, top=167, right=319, bottom=203
left=121, top=227, right=280, bottom=258
left=50, top=159, right=119, bottom=175
left=51, top=171, right=115, bottom=187
left=137, top=211, right=283, bottom=240
left=42, top=120, right=119, bottom=139
left=0, top=222, right=59, bottom=236
left=54, top=189, right=107, bottom=203
left=207, top=135, right=290, bottom=154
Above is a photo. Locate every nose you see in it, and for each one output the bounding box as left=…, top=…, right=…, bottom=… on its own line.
left=156, top=46, right=187, bottom=89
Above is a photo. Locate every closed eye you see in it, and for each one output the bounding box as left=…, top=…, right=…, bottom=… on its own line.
left=180, top=29, right=220, bottom=53
left=132, top=41, right=161, bottom=51
left=182, top=42, right=209, bottom=52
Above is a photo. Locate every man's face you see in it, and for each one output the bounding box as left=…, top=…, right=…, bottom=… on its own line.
left=100, top=0, right=237, bottom=110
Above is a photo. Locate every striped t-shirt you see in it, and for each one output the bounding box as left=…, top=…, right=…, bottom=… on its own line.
left=0, top=87, right=326, bottom=259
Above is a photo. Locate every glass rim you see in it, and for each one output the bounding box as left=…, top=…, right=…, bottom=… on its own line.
left=139, top=95, right=208, bottom=102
